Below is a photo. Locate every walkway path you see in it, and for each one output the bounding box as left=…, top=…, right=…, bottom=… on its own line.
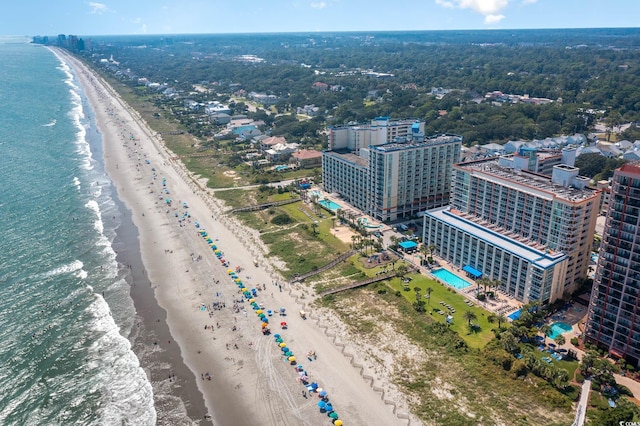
left=573, top=378, right=591, bottom=426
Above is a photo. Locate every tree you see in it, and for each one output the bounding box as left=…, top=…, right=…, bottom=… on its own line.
left=463, top=310, right=477, bottom=326
left=553, top=368, right=570, bottom=390
left=554, top=334, right=566, bottom=346
left=413, top=286, right=422, bottom=301
left=496, top=313, right=507, bottom=330
left=425, top=286, right=433, bottom=306
left=419, top=244, right=429, bottom=266
left=396, top=264, right=409, bottom=278
left=501, top=330, right=519, bottom=354
left=540, top=324, right=551, bottom=345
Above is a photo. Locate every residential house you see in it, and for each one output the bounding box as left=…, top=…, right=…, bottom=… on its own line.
left=291, top=149, right=322, bottom=168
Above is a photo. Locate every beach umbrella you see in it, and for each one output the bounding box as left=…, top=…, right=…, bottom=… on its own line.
left=325, top=403, right=333, bottom=411
left=262, top=318, right=268, bottom=324
left=281, top=347, right=289, bottom=352
left=261, top=322, right=268, bottom=328
left=288, top=356, right=296, bottom=362
left=317, top=401, right=326, bottom=408
left=274, top=334, right=281, bottom=339
left=317, top=388, right=323, bottom=394
left=310, top=383, right=318, bottom=390
left=256, top=310, right=263, bottom=315
left=275, top=338, right=283, bottom=344
left=328, top=412, right=338, bottom=419
left=241, top=287, right=247, bottom=292
left=279, top=342, right=286, bottom=348
left=334, top=420, right=343, bottom=426
left=227, top=269, right=233, bottom=274
left=249, top=298, right=255, bottom=303
left=297, top=364, right=304, bottom=371
left=285, top=351, right=293, bottom=357
left=319, top=390, right=327, bottom=397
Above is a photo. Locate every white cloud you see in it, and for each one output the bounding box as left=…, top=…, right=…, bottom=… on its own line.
left=435, top=0, right=511, bottom=24
left=435, top=0, right=455, bottom=8
left=458, top=0, right=508, bottom=15
left=522, top=0, right=537, bottom=3
left=88, top=2, right=109, bottom=14
left=485, top=14, right=505, bottom=24
left=310, top=2, right=327, bottom=9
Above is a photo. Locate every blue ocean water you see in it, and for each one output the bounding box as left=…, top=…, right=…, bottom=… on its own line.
left=0, top=39, right=155, bottom=425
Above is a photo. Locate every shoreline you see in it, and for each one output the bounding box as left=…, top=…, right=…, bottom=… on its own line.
left=59, top=48, right=411, bottom=426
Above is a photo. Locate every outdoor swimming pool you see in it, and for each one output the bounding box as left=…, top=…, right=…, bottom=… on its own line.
left=508, top=309, right=521, bottom=321
left=548, top=321, right=573, bottom=339
left=431, top=268, right=472, bottom=290
left=318, top=199, right=342, bottom=212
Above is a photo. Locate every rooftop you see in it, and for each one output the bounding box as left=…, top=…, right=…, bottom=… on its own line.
left=370, top=134, right=462, bottom=153
left=427, top=207, right=567, bottom=269
left=323, top=150, right=369, bottom=168
left=456, top=158, right=598, bottom=203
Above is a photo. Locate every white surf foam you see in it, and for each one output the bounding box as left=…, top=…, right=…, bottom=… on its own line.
left=85, top=295, right=156, bottom=425
left=73, top=176, right=81, bottom=191
left=43, top=259, right=84, bottom=278
left=85, top=200, right=104, bottom=234
left=42, top=119, right=57, bottom=127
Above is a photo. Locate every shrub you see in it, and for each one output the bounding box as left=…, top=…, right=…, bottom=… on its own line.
left=576, top=372, right=585, bottom=383
left=271, top=213, right=293, bottom=225
left=571, top=337, right=579, bottom=346
left=395, top=290, right=402, bottom=297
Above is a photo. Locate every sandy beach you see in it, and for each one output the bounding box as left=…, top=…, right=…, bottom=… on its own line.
left=56, top=48, right=414, bottom=426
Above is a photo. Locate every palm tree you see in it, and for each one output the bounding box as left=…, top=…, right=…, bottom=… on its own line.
left=492, top=279, right=502, bottom=299
left=540, top=324, right=551, bottom=345
left=554, top=334, right=566, bottom=346
left=350, top=235, right=358, bottom=250
left=413, top=286, right=422, bottom=301
left=419, top=244, right=429, bottom=266
left=463, top=310, right=477, bottom=326
left=496, top=313, right=507, bottom=329
left=425, top=287, right=433, bottom=306
left=554, top=368, right=570, bottom=390
left=428, top=244, right=436, bottom=256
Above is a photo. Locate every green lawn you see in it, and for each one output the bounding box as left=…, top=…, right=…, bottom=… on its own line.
left=388, top=273, right=498, bottom=348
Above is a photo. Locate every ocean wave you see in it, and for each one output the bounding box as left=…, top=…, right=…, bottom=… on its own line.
left=86, top=296, right=156, bottom=425
left=41, top=119, right=57, bottom=127
left=43, top=259, right=84, bottom=278
left=73, top=176, right=81, bottom=191
left=85, top=200, right=104, bottom=234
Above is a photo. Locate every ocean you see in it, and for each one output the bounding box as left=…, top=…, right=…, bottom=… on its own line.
left=0, top=39, right=156, bottom=425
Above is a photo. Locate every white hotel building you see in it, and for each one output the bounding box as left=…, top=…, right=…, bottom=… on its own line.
left=423, top=159, right=600, bottom=304
left=323, top=133, right=462, bottom=222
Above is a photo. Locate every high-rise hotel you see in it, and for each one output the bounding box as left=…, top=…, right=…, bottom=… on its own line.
left=323, top=117, right=462, bottom=222
left=585, top=163, right=640, bottom=367
left=423, top=157, right=601, bottom=304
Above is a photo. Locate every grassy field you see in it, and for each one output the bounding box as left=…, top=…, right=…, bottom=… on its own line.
left=388, top=273, right=498, bottom=348
left=319, top=286, right=575, bottom=426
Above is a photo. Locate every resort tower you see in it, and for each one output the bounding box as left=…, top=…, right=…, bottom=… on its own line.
left=585, top=163, right=640, bottom=367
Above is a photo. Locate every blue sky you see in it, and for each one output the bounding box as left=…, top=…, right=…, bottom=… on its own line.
left=3, top=0, right=639, bottom=36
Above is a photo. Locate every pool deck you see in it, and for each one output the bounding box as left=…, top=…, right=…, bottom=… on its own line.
left=306, top=186, right=391, bottom=234
left=421, top=255, right=522, bottom=317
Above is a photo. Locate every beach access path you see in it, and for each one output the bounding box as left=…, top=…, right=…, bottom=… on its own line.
left=60, top=49, right=410, bottom=426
